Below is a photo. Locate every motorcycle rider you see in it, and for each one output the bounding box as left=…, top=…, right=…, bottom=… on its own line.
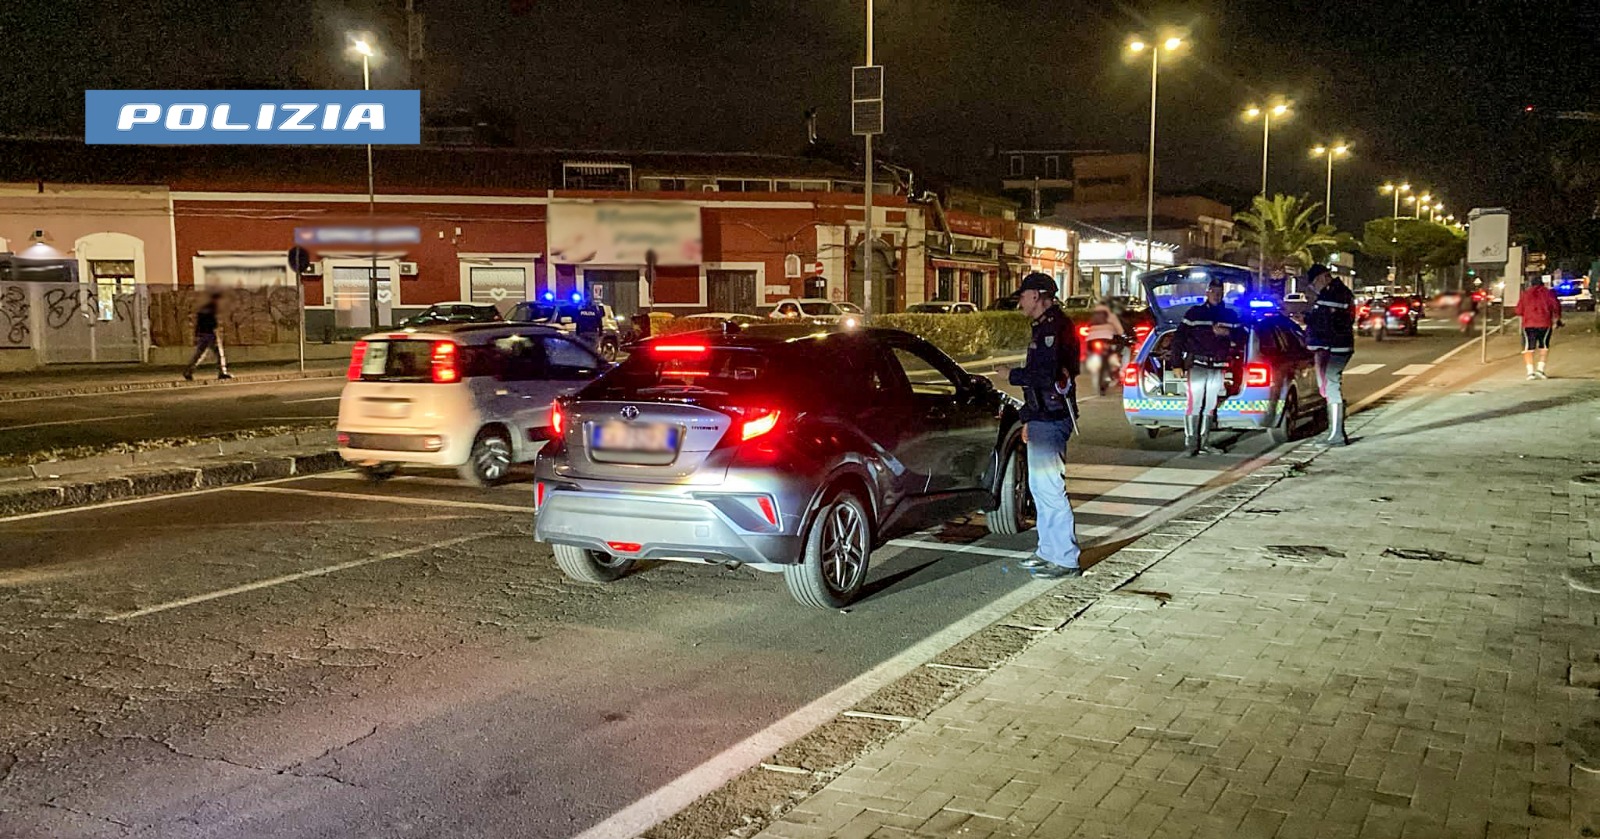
left=1082, top=303, right=1126, bottom=394
left=994, top=273, right=1083, bottom=579
left=1304, top=264, right=1356, bottom=445
left=1168, top=276, right=1241, bottom=456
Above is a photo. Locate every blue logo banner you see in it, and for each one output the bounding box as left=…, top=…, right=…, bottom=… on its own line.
left=85, top=90, right=421, bottom=145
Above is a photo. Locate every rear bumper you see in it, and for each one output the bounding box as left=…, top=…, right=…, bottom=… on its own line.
left=1122, top=392, right=1276, bottom=430
left=534, top=489, right=804, bottom=568
left=338, top=431, right=467, bottom=466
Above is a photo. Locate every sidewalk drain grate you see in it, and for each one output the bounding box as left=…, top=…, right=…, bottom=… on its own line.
left=1383, top=547, right=1482, bottom=565
left=1566, top=566, right=1600, bottom=594
left=1264, top=544, right=1345, bottom=562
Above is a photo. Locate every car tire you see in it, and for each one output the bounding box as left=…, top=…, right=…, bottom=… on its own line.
left=553, top=543, right=635, bottom=584
left=785, top=490, right=872, bottom=609
left=600, top=339, right=619, bottom=362
left=458, top=427, right=513, bottom=487
left=987, top=444, right=1031, bottom=535
left=1269, top=390, right=1299, bottom=445
left=1133, top=426, right=1165, bottom=449
left=359, top=462, right=399, bottom=482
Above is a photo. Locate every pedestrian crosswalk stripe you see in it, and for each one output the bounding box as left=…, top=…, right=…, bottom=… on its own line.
left=1345, top=363, right=1385, bottom=375
left=1394, top=363, right=1434, bottom=376
left=1068, top=479, right=1195, bottom=500
left=1073, top=499, right=1162, bottom=517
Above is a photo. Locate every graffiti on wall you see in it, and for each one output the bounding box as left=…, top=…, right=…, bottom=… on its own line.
left=149, top=286, right=302, bottom=347
left=0, top=285, right=29, bottom=347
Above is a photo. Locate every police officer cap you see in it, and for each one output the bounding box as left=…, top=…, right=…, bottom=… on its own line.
left=1207, top=276, right=1225, bottom=289
left=1018, top=272, right=1057, bottom=295
left=1306, top=264, right=1332, bottom=283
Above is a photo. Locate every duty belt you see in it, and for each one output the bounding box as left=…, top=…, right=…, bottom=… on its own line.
left=1190, top=357, right=1230, bottom=368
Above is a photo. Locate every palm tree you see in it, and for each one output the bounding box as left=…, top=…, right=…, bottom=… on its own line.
left=1223, top=194, right=1343, bottom=279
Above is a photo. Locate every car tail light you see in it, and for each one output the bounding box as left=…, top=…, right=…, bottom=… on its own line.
left=1121, top=364, right=1139, bottom=387
left=1245, top=362, right=1271, bottom=387
left=756, top=496, right=779, bottom=526
left=606, top=541, right=642, bottom=554
left=430, top=341, right=459, bottom=384
left=652, top=343, right=708, bottom=355
left=740, top=408, right=781, bottom=441
left=534, top=481, right=546, bottom=509
left=1356, top=306, right=1370, bottom=318
left=1077, top=325, right=1090, bottom=338
left=347, top=340, right=368, bottom=380
left=337, top=431, right=351, bottom=446
left=550, top=401, right=565, bottom=436
left=1389, top=305, right=1408, bottom=317
left=1088, top=339, right=1106, bottom=353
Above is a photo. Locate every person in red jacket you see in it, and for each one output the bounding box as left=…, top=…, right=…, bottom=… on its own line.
left=1515, top=277, right=1564, bottom=379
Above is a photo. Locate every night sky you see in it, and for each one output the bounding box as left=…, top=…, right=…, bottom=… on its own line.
left=4, top=0, right=1596, bottom=227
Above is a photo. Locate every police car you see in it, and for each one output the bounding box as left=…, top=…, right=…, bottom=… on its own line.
left=1121, top=263, right=1326, bottom=446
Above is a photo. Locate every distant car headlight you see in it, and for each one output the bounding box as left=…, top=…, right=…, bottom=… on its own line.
left=842, top=316, right=861, bottom=328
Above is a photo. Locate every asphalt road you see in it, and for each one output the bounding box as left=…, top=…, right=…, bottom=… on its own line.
left=0, top=327, right=1471, bottom=839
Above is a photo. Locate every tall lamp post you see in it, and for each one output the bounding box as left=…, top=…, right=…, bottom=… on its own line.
left=1309, top=142, right=1350, bottom=225
left=352, top=36, right=380, bottom=328
left=1379, top=181, right=1411, bottom=284
left=1242, top=101, right=1289, bottom=197
left=1128, top=35, right=1183, bottom=275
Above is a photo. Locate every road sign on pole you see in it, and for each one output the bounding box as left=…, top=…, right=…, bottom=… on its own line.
left=1466, top=207, right=1510, bottom=267
left=850, top=66, right=883, bottom=136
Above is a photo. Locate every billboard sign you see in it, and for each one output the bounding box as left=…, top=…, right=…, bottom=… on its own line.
left=548, top=201, right=702, bottom=265
left=294, top=226, right=422, bottom=247
left=86, top=90, right=422, bottom=145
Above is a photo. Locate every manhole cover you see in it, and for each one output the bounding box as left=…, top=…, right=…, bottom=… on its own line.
left=1565, top=721, right=1600, bottom=774
left=1383, top=547, right=1482, bottom=565
left=1567, top=566, right=1600, bottom=594
left=1264, top=545, right=1345, bottom=561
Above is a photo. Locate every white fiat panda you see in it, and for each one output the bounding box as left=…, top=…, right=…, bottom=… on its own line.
left=337, top=323, right=606, bottom=485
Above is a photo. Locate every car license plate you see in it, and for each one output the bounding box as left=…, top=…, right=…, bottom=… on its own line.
left=592, top=421, right=679, bottom=453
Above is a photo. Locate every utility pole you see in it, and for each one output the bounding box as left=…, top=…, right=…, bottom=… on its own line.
left=862, top=0, right=874, bottom=315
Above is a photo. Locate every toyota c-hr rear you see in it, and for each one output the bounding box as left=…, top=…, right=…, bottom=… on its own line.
left=532, top=325, right=1029, bottom=608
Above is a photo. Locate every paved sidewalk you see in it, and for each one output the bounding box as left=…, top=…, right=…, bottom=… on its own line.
left=754, top=340, right=1600, bottom=838
left=0, top=357, right=344, bottom=399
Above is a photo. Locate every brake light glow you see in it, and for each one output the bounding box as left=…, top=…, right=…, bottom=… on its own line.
left=1245, top=363, right=1271, bottom=387
left=430, top=341, right=459, bottom=384
left=652, top=343, right=709, bottom=355
left=1077, top=325, right=1090, bottom=338
left=534, top=481, right=546, bottom=509
left=741, top=408, right=781, bottom=441
left=607, top=541, right=643, bottom=554
left=550, top=401, right=565, bottom=436
left=1389, top=305, right=1408, bottom=316
left=1121, top=364, right=1140, bottom=386
left=756, top=496, right=779, bottom=526
left=347, top=340, right=368, bottom=380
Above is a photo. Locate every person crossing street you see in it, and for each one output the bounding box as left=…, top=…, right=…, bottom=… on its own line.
left=1168, top=277, right=1242, bottom=456
left=182, top=292, right=232, bottom=382
left=995, top=273, right=1083, bottom=580
left=1515, top=276, right=1563, bottom=379
left=1304, top=264, right=1356, bottom=445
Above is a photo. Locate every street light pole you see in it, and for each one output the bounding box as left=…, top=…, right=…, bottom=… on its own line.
left=1380, top=182, right=1410, bottom=286
left=1310, top=142, right=1349, bottom=226
left=353, top=37, right=380, bottom=329
left=862, top=0, right=874, bottom=316
left=1144, top=46, right=1157, bottom=273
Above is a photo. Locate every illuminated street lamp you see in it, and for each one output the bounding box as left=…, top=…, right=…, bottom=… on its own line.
left=1243, top=101, right=1290, bottom=197
left=1127, top=34, right=1184, bottom=272
left=1309, top=142, right=1350, bottom=225
left=1378, top=181, right=1412, bottom=284
left=349, top=34, right=381, bottom=328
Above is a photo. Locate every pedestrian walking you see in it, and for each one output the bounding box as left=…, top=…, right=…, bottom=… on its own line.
left=1304, top=264, right=1355, bottom=445
left=995, top=272, right=1083, bottom=579
left=1168, top=276, right=1242, bottom=456
left=183, top=292, right=232, bottom=381
left=1515, top=276, right=1563, bottom=380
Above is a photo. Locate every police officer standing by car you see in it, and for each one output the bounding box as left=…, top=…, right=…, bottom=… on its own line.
left=1167, top=277, right=1241, bottom=456
left=1304, top=264, right=1356, bottom=445
left=995, top=273, right=1084, bottom=579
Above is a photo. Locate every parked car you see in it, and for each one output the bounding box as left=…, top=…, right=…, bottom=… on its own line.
left=533, top=324, right=1030, bottom=608
left=768, top=298, right=866, bottom=328
left=1355, top=296, right=1420, bottom=339
left=671, top=312, right=767, bottom=331
left=338, top=323, right=607, bottom=486
left=1555, top=280, right=1596, bottom=311
left=1121, top=264, right=1326, bottom=446
left=907, top=301, right=979, bottom=314
left=402, top=301, right=503, bottom=328
left=508, top=298, right=627, bottom=360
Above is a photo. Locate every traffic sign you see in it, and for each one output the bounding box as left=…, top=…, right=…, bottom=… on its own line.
left=1466, top=208, right=1510, bottom=267
left=287, top=246, right=312, bottom=274
left=851, top=65, right=884, bottom=137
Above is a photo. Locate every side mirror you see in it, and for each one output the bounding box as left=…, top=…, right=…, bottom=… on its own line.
left=967, top=373, right=996, bottom=395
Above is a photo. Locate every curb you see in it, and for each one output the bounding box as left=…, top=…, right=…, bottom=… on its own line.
left=0, top=368, right=341, bottom=401
left=642, top=445, right=1328, bottom=839
left=13, top=429, right=337, bottom=480
left=0, top=449, right=344, bottom=518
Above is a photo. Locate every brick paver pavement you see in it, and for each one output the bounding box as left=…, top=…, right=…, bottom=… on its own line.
left=755, top=340, right=1600, bottom=839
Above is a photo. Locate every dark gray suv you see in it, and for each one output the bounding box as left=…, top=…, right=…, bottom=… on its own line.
left=532, top=325, right=1032, bottom=608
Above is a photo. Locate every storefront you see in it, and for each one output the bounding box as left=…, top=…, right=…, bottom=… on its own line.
left=1076, top=237, right=1178, bottom=300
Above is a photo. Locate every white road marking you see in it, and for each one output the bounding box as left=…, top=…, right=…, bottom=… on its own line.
left=0, top=412, right=153, bottom=431
left=103, top=534, right=486, bottom=621
left=1393, top=363, right=1434, bottom=376
left=567, top=575, right=1057, bottom=839
left=1344, top=363, right=1385, bottom=376
left=1131, top=467, right=1221, bottom=486
left=885, top=539, right=1033, bottom=559
left=283, top=395, right=344, bottom=404
left=1074, top=499, right=1162, bottom=518
left=227, top=485, right=531, bottom=513
left=315, top=472, right=531, bottom=493
left=1070, top=479, right=1195, bottom=501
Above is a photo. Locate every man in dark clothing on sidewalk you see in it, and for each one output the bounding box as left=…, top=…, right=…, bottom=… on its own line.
left=183, top=292, right=232, bottom=381
left=1304, top=264, right=1355, bottom=445
left=1168, top=277, right=1242, bottom=456
left=995, top=272, right=1083, bottom=579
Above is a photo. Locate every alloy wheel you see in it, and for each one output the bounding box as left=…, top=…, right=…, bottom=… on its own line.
left=820, top=502, right=867, bottom=594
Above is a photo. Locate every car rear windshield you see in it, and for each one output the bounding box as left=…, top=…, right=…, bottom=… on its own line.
left=799, top=302, right=836, bottom=316
left=357, top=339, right=494, bottom=382
left=584, top=345, right=778, bottom=399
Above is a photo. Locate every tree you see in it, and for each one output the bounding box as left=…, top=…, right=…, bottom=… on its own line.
left=1223, top=194, right=1343, bottom=279
left=1360, top=218, right=1466, bottom=291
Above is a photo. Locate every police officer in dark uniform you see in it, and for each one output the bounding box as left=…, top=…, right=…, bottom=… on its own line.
left=1303, top=264, right=1356, bottom=445
left=995, top=273, right=1083, bottom=579
left=573, top=300, right=604, bottom=351
left=1168, top=277, right=1242, bottom=456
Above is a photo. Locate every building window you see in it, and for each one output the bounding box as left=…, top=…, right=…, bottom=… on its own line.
left=775, top=179, right=829, bottom=192
left=715, top=178, right=774, bottom=193
left=1009, top=155, right=1024, bottom=176
left=89, top=259, right=136, bottom=322
left=970, top=271, right=987, bottom=308
left=468, top=266, right=527, bottom=310
left=641, top=177, right=688, bottom=191
left=563, top=162, right=633, bottom=190
left=198, top=262, right=289, bottom=288
left=936, top=267, right=956, bottom=301
left=1043, top=156, right=1060, bottom=178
